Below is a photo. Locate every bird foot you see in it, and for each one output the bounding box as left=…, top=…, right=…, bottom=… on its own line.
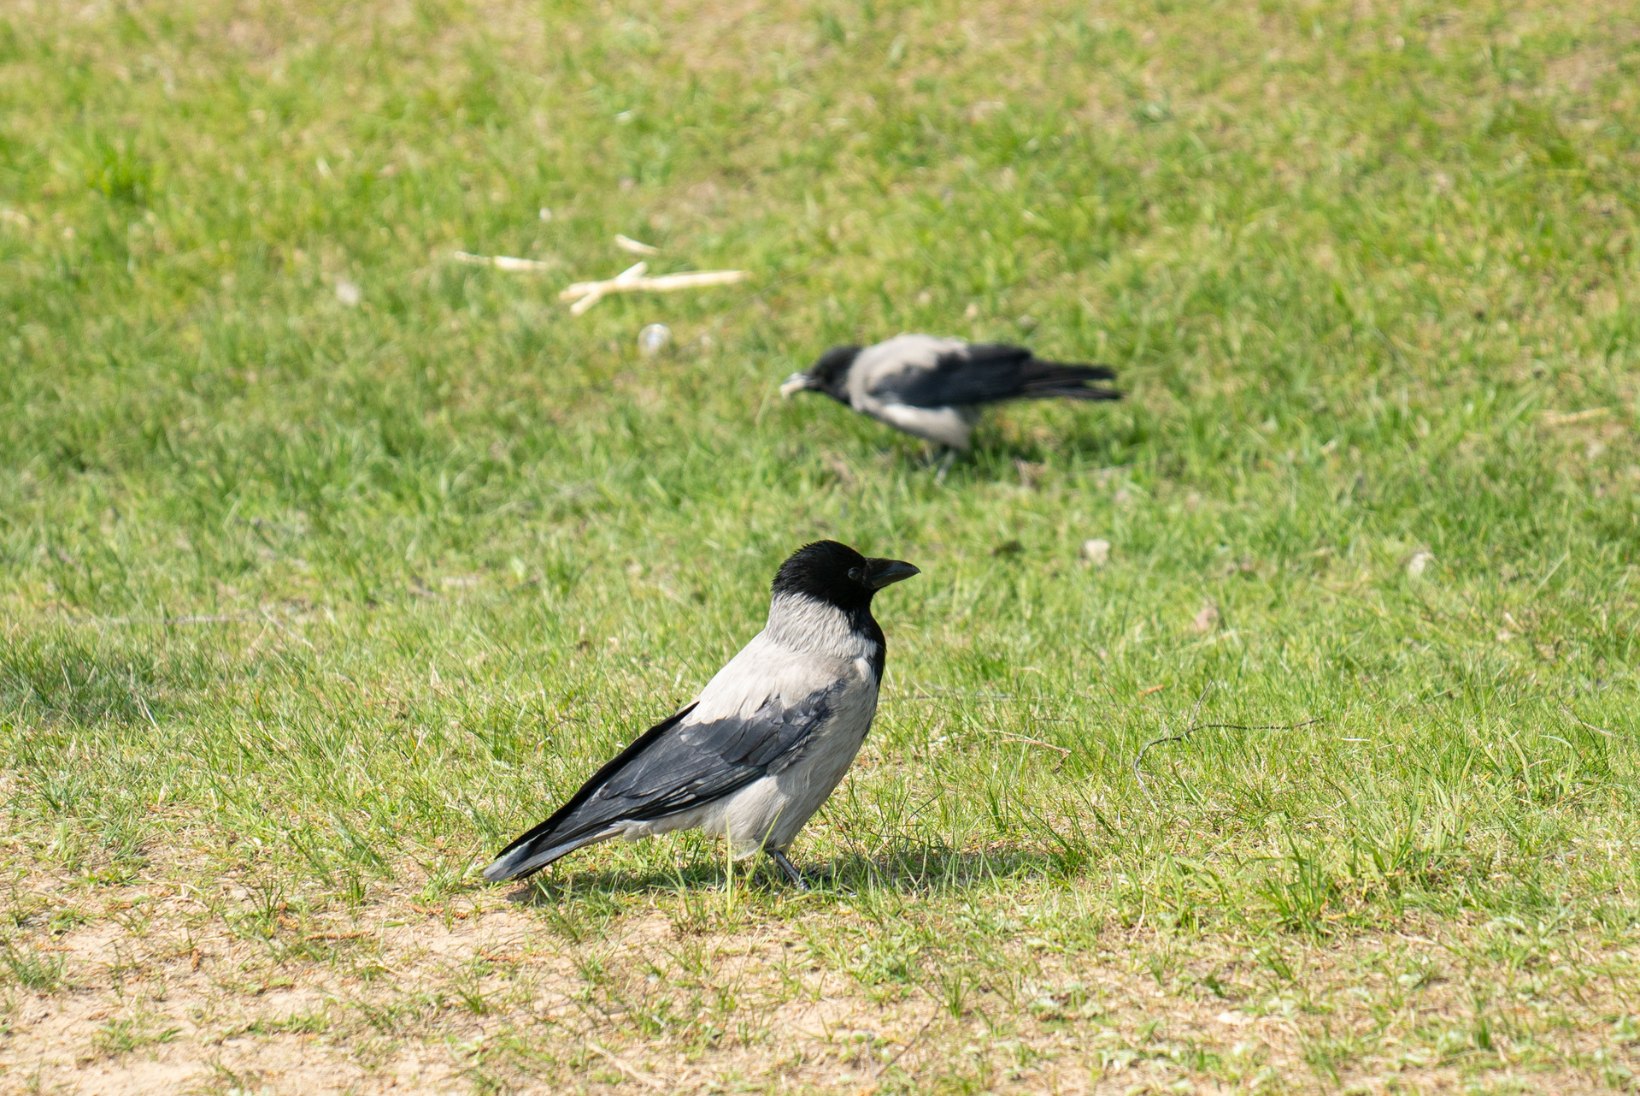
left=767, top=850, right=810, bottom=891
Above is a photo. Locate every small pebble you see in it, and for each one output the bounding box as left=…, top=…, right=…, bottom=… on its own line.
left=1407, top=550, right=1434, bottom=577
left=638, top=323, right=671, bottom=356
left=1081, top=538, right=1111, bottom=566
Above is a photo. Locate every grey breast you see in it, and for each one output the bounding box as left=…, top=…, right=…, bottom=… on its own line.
left=843, top=335, right=974, bottom=447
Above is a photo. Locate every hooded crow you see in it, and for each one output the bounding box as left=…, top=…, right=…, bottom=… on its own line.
left=483, top=540, right=919, bottom=887
left=780, top=334, right=1121, bottom=454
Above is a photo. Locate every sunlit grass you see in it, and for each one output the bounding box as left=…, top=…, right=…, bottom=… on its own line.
left=1, top=0, right=1638, bottom=1089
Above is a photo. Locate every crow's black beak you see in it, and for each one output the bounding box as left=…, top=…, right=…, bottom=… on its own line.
left=864, top=558, right=920, bottom=590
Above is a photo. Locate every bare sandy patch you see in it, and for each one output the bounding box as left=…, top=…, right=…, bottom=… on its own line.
left=4, top=852, right=1637, bottom=1093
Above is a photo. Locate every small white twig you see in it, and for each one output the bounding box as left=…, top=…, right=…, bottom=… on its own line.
left=614, top=233, right=660, bottom=255
left=559, top=266, right=748, bottom=313
left=449, top=250, right=559, bottom=273
left=565, top=261, right=648, bottom=315
left=559, top=262, right=648, bottom=296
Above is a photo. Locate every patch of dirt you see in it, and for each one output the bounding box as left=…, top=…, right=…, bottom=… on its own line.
left=4, top=847, right=1638, bottom=1094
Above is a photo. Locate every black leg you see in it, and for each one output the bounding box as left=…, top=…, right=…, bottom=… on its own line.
left=768, top=850, right=809, bottom=891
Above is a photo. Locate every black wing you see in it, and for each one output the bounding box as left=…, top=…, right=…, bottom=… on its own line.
left=879, top=343, right=1118, bottom=408
left=489, top=688, right=837, bottom=874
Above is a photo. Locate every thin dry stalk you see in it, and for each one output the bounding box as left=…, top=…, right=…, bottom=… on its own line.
left=1133, top=684, right=1320, bottom=789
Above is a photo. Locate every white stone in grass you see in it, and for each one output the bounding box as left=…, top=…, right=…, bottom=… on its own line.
left=1081, top=538, right=1111, bottom=567
left=1406, top=549, right=1434, bottom=577
left=334, top=279, right=361, bottom=307
left=638, top=323, right=671, bottom=356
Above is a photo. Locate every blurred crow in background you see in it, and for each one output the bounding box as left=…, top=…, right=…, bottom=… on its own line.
left=781, top=334, right=1121, bottom=474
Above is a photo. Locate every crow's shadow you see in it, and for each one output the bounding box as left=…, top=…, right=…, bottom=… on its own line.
left=497, top=840, right=1078, bottom=906
left=903, top=418, right=1146, bottom=485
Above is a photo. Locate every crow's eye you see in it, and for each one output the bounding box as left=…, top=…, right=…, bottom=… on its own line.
left=847, top=566, right=864, bottom=583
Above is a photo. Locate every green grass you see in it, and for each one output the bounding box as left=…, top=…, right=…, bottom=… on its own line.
left=2, top=0, right=1638, bottom=1090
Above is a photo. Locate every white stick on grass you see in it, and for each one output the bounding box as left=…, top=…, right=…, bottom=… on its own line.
left=614, top=233, right=661, bottom=255
left=449, top=250, right=558, bottom=272
left=560, top=266, right=748, bottom=314
left=565, top=261, right=649, bottom=315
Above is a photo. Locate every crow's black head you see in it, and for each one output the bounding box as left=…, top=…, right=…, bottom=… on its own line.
left=779, top=345, right=862, bottom=403
left=771, top=540, right=919, bottom=610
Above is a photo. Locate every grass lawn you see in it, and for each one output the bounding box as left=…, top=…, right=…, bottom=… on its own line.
left=3, top=0, right=1639, bottom=1090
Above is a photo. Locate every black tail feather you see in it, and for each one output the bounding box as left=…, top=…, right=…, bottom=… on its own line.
left=484, top=824, right=617, bottom=882
left=1017, top=359, right=1122, bottom=401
